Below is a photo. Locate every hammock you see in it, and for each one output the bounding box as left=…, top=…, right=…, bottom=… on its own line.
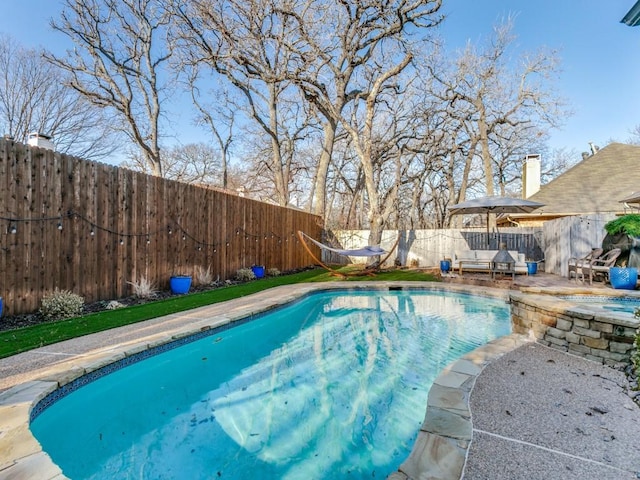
left=297, top=231, right=399, bottom=277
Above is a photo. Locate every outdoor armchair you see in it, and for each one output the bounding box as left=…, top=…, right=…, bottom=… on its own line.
left=580, top=248, right=622, bottom=284
left=568, top=248, right=602, bottom=282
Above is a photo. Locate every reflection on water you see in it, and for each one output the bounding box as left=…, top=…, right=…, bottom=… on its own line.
left=31, top=289, right=510, bottom=480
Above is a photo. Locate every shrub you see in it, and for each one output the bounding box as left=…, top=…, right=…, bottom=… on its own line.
left=605, top=214, right=640, bottom=237
left=127, top=276, right=156, bottom=299
left=236, top=268, right=256, bottom=282
left=195, top=265, right=213, bottom=286
left=105, top=300, right=126, bottom=310
left=40, top=289, right=84, bottom=320
left=267, top=267, right=281, bottom=277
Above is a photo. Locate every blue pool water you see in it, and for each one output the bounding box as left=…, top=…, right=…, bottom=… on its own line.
left=30, top=289, right=510, bottom=479
left=558, top=295, right=640, bottom=316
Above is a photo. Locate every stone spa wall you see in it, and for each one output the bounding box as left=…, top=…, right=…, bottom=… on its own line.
left=509, top=291, right=639, bottom=367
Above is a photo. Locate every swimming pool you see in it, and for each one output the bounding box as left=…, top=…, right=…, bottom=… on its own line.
left=30, top=288, right=510, bottom=479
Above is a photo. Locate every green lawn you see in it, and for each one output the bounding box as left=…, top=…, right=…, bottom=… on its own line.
left=0, top=268, right=438, bottom=359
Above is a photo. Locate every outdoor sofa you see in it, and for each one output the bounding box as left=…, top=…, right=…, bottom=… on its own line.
left=452, top=249, right=528, bottom=275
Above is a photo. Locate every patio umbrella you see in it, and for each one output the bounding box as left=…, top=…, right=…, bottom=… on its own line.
left=448, top=195, right=545, bottom=243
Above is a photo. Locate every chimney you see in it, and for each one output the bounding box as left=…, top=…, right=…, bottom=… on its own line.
left=27, top=132, right=55, bottom=151
left=588, top=142, right=599, bottom=155
left=522, top=154, right=541, bottom=199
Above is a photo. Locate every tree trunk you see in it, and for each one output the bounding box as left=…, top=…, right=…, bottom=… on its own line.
left=268, top=84, right=289, bottom=206
left=368, top=212, right=385, bottom=247
left=312, top=120, right=336, bottom=220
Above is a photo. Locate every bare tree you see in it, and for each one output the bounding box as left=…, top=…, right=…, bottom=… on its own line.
left=47, top=0, right=175, bottom=176
left=122, top=142, right=222, bottom=184
left=0, top=34, right=117, bottom=159
left=539, top=146, right=580, bottom=183
left=280, top=0, right=443, bottom=226
left=188, top=77, right=236, bottom=189
left=341, top=58, right=415, bottom=244
left=172, top=0, right=313, bottom=206
left=320, top=130, right=369, bottom=229
left=172, top=0, right=442, bottom=228
left=490, top=124, right=548, bottom=196
left=427, top=19, right=568, bottom=200
left=232, top=105, right=318, bottom=206
left=627, top=125, right=640, bottom=145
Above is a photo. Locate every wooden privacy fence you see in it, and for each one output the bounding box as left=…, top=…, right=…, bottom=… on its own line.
left=0, top=139, right=322, bottom=315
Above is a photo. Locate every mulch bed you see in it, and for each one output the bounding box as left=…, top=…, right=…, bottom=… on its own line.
left=0, top=267, right=315, bottom=333
left=0, top=285, right=213, bottom=332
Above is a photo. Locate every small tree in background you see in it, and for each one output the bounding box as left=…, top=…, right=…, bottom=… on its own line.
left=0, top=33, right=117, bottom=160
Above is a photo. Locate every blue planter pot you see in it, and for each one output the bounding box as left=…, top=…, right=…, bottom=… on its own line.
left=251, top=265, right=265, bottom=279
left=170, top=276, right=192, bottom=295
left=609, top=267, right=638, bottom=290
left=440, top=260, right=451, bottom=273
left=527, top=262, right=538, bottom=275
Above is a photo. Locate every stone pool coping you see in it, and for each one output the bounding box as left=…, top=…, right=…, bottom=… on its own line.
left=0, top=282, right=523, bottom=479
left=390, top=333, right=531, bottom=480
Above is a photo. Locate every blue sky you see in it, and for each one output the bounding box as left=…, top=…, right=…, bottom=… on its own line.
left=438, top=0, right=640, bottom=154
left=1, top=0, right=639, bottom=158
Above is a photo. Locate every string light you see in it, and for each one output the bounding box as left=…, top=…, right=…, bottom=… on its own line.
left=0, top=211, right=292, bottom=253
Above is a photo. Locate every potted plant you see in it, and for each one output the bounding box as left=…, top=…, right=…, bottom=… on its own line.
left=609, top=266, right=638, bottom=289
left=251, top=265, right=265, bottom=279
left=439, top=258, right=451, bottom=274
left=169, top=273, right=192, bottom=295
left=525, top=258, right=538, bottom=275
left=604, top=214, right=640, bottom=268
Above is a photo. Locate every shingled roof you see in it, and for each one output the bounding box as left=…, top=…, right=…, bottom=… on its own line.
left=520, top=142, right=640, bottom=218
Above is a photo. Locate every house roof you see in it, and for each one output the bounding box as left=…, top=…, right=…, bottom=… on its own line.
left=622, top=0, right=640, bottom=26
left=512, top=142, right=640, bottom=219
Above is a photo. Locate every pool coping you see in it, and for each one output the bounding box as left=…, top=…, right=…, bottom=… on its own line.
left=389, top=333, right=531, bottom=479
left=0, top=282, right=516, bottom=479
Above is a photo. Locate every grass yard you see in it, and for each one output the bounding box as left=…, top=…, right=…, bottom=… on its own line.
left=0, top=267, right=438, bottom=359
